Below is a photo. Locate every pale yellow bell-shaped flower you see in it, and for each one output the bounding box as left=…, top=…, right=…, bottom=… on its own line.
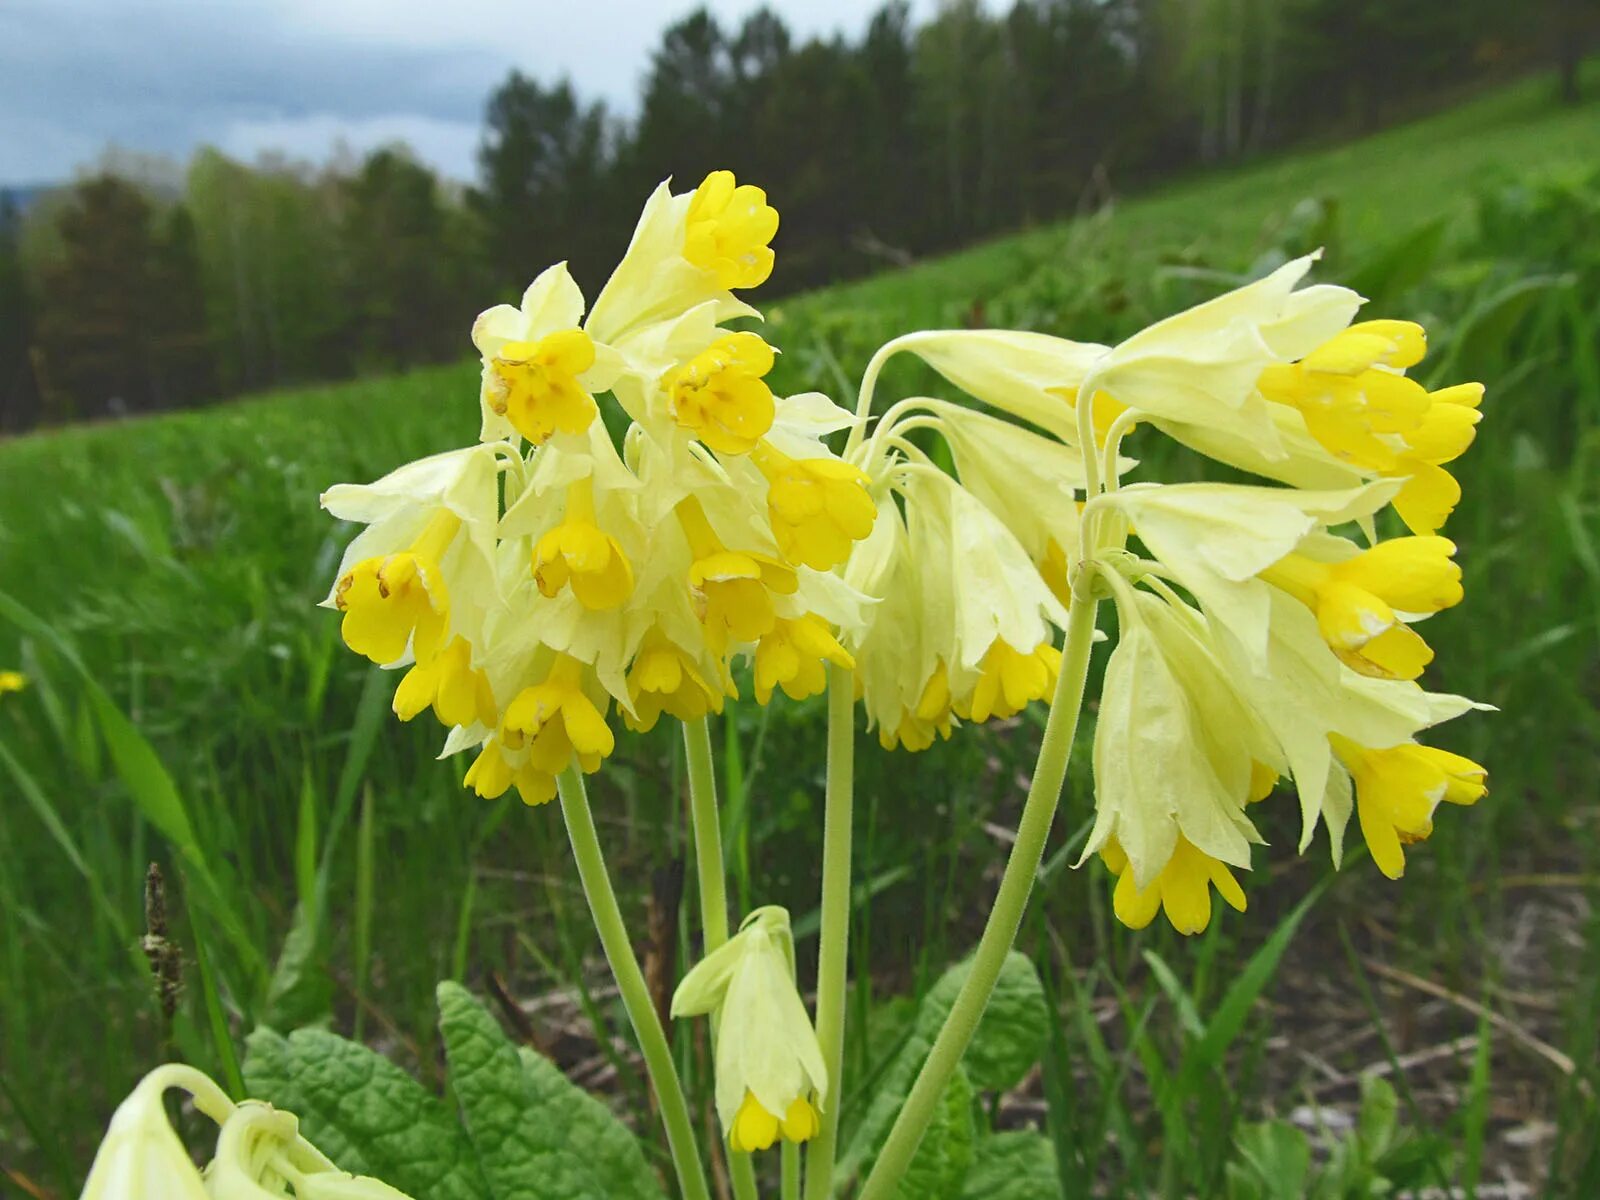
left=79, top=1065, right=222, bottom=1200
left=1082, top=582, right=1275, bottom=897
left=671, top=906, right=828, bottom=1154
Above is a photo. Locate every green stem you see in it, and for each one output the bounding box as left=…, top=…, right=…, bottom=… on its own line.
left=855, top=592, right=1100, bottom=1200
left=782, top=1141, right=801, bottom=1200
left=802, top=664, right=857, bottom=1200
left=557, top=767, right=711, bottom=1200
left=682, top=718, right=762, bottom=1200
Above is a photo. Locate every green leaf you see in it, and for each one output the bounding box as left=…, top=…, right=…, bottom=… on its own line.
left=261, top=898, right=333, bottom=1030
left=896, top=1066, right=975, bottom=1200
left=1222, top=1121, right=1310, bottom=1200
left=437, top=981, right=666, bottom=1200
left=959, top=1131, right=1063, bottom=1200
left=243, top=1027, right=488, bottom=1200
left=836, top=952, right=1046, bottom=1190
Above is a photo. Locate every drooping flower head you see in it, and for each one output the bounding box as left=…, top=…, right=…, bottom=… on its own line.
left=671, top=906, right=828, bottom=1153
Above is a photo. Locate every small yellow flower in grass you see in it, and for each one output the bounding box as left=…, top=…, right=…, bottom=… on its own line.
left=624, top=629, right=728, bottom=732
left=751, top=441, right=876, bottom=570
left=334, top=510, right=460, bottom=666
left=1100, top=835, right=1247, bottom=936
left=502, top=653, right=616, bottom=776
left=392, top=636, right=497, bottom=729
left=1332, top=735, right=1487, bottom=879
left=486, top=329, right=600, bottom=445
left=0, top=670, right=26, bottom=696
left=1259, top=535, right=1462, bottom=680
left=677, top=497, right=798, bottom=652
left=683, top=170, right=779, bottom=290
left=956, top=638, right=1061, bottom=723
left=671, top=906, right=827, bottom=1154
left=664, top=332, right=778, bottom=455
left=533, top=478, right=634, bottom=610
left=1386, top=383, right=1484, bottom=535
left=754, top=614, right=854, bottom=704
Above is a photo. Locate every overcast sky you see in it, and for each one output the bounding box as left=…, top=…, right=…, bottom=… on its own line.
left=0, top=0, right=938, bottom=187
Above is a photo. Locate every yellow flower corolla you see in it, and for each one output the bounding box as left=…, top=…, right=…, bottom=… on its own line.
left=334, top=510, right=460, bottom=666
left=533, top=478, right=635, bottom=610
left=1259, top=535, right=1462, bottom=680
left=956, top=639, right=1061, bottom=723
left=1332, top=736, right=1487, bottom=878
left=464, top=735, right=557, bottom=808
left=1100, top=834, right=1247, bottom=936
left=683, top=170, right=779, bottom=291
left=678, top=497, right=798, bottom=652
left=624, top=629, right=727, bottom=732
left=392, top=636, right=497, bottom=729
left=751, top=441, right=875, bottom=570
left=1386, top=383, right=1484, bottom=535
left=502, top=653, right=615, bottom=776
left=671, top=907, right=827, bottom=1154
left=486, top=328, right=599, bottom=446
left=0, top=670, right=26, bottom=696
left=754, top=614, right=855, bottom=704
left=664, top=331, right=778, bottom=454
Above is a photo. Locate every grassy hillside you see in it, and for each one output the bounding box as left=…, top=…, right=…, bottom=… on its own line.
left=2, top=67, right=1598, bottom=1195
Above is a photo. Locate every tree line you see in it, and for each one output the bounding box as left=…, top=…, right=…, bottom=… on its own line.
left=1, top=0, right=1591, bottom=432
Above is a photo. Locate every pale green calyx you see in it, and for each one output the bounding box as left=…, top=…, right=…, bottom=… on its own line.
left=671, top=905, right=829, bottom=1151
left=78, top=1065, right=415, bottom=1200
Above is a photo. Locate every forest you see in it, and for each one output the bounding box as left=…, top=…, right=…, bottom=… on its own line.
left=0, top=0, right=1592, bottom=432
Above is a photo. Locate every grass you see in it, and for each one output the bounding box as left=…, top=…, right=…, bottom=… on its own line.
left=2, top=64, right=1599, bottom=1197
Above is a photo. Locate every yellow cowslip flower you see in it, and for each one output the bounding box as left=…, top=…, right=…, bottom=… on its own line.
left=624, top=629, right=729, bottom=732
left=321, top=445, right=502, bottom=666
left=1386, top=383, right=1485, bottom=535
left=754, top=614, right=854, bottom=704
left=463, top=734, right=557, bottom=808
left=671, top=907, right=827, bottom=1154
left=956, top=639, right=1062, bottom=723
left=1100, top=834, right=1247, bottom=936
left=663, top=331, right=778, bottom=455
left=1332, top=736, right=1487, bottom=879
left=392, top=636, right=497, bottom=729
left=501, top=652, right=616, bottom=776
left=751, top=441, right=875, bottom=570
left=677, top=497, right=797, bottom=653
left=533, top=477, right=635, bottom=610
left=1082, top=583, right=1274, bottom=909
left=1258, top=535, right=1462, bottom=680
left=0, top=670, right=26, bottom=696
left=683, top=170, right=779, bottom=291
left=334, top=509, right=460, bottom=667
left=472, top=263, right=622, bottom=445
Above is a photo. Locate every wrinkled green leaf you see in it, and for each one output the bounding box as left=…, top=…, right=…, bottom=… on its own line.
left=243, top=1028, right=487, bottom=1200
left=437, top=981, right=665, bottom=1200
left=896, top=1067, right=975, bottom=1200
left=836, top=952, right=1047, bottom=1191
left=959, top=1131, right=1063, bottom=1200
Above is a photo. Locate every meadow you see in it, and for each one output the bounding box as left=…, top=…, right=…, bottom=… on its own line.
left=2, top=66, right=1599, bottom=1196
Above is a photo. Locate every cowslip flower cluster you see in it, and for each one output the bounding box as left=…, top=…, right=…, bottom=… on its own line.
left=321, top=171, right=875, bottom=808
left=852, top=255, right=1487, bottom=934
left=80, top=1065, right=410, bottom=1199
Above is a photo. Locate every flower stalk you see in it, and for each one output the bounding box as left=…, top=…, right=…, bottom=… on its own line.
left=855, top=587, right=1101, bottom=1200
left=557, top=767, right=711, bottom=1200
left=802, top=662, right=858, bottom=1199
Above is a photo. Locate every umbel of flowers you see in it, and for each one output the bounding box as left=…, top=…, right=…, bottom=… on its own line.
left=267, top=171, right=1487, bottom=1200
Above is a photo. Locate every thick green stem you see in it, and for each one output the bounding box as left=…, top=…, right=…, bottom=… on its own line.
left=802, top=664, right=857, bottom=1200
left=856, top=593, right=1100, bottom=1200
left=681, top=718, right=762, bottom=1200
left=557, top=768, right=711, bottom=1200
left=782, top=1141, right=801, bottom=1200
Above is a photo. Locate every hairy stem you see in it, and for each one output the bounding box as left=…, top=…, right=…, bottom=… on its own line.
left=557, top=767, right=711, bottom=1200
left=802, top=664, right=857, bottom=1200
left=855, top=592, right=1100, bottom=1200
